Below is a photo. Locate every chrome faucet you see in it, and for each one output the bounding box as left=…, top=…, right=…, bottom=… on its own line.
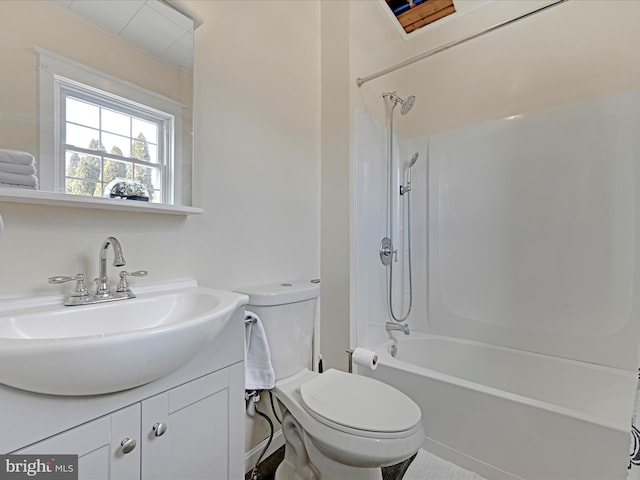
left=385, top=322, right=410, bottom=335
left=49, top=236, right=148, bottom=306
left=96, top=236, right=126, bottom=296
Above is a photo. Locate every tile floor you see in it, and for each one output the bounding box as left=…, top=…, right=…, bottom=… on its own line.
left=245, top=447, right=417, bottom=480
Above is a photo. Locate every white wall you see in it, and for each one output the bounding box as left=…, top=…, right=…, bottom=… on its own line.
left=354, top=0, right=640, bottom=136
left=0, top=0, right=321, bottom=462
left=0, top=1, right=191, bottom=162
left=187, top=0, right=320, bottom=292
left=0, top=1, right=321, bottom=321
left=321, top=1, right=351, bottom=372
left=188, top=0, right=321, bottom=457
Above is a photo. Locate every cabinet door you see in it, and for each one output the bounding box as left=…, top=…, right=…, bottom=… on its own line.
left=15, top=404, right=141, bottom=480
left=141, top=369, right=231, bottom=480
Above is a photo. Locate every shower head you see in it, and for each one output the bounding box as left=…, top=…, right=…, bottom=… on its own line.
left=401, top=95, right=416, bottom=115
left=383, top=92, right=416, bottom=115
left=408, top=152, right=419, bottom=169
left=400, top=152, right=419, bottom=195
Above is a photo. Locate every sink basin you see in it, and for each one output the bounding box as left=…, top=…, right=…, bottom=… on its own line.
left=0, top=283, right=248, bottom=396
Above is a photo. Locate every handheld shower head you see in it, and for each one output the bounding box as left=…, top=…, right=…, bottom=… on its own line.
left=400, top=152, right=419, bottom=196
left=408, top=152, right=419, bottom=169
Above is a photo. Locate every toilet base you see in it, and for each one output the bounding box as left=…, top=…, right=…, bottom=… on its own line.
left=275, top=454, right=382, bottom=480
left=276, top=411, right=382, bottom=480
left=275, top=458, right=316, bottom=480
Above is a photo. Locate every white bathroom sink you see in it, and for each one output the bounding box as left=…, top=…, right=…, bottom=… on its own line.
left=0, top=284, right=247, bottom=396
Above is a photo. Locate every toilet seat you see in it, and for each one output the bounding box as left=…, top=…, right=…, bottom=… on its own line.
left=300, top=369, right=421, bottom=435
left=275, top=368, right=425, bottom=469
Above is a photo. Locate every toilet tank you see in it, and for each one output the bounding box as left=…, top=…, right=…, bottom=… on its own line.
left=238, top=280, right=320, bottom=381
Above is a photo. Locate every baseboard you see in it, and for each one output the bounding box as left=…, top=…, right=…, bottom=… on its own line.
left=422, top=437, right=524, bottom=480
left=244, top=429, right=285, bottom=474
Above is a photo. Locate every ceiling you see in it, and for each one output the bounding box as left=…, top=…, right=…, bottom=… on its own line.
left=49, top=0, right=194, bottom=74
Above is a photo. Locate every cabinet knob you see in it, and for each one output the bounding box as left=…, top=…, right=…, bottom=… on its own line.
left=120, top=437, right=137, bottom=454
left=152, top=422, right=168, bottom=437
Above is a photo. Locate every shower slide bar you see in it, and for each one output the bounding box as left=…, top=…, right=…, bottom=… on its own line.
left=356, top=0, right=567, bottom=87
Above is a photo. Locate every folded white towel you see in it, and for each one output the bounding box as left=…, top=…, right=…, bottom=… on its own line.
left=244, top=311, right=275, bottom=390
left=0, top=161, right=36, bottom=176
left=0, top=149, right=35, bottom=166
left=0, top=182, right=38, bottom=190
left=0, top=171, right=38, bottom=188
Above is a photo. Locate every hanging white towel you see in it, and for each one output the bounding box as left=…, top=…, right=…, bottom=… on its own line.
left=244, top=311, right=275, bottom=390
left=0, top=149, right=35, bottom=165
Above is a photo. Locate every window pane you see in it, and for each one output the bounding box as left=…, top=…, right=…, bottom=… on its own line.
left=132, top=137, right=152, bottom=162
left=148, top=189, right=162, bottom=204
left=66, top=179, right=101, bottom=197
left=65, top=150, right=101, bottom=197
left=146, top=143, right=158, bottom=164
left=65, top=151, right=101, bottom=181
left=103, top=159, right=132, bottom=185
left=102, top=132, right=131, bottom=158
left=66, top=97, right=99, bottom=129
left=134, top=164, right=160, bottom=199
left=132, top=118, right=158, bottom=145
left=102, top=108, right=131, bottom=137
left=66, top=124, right=102, bottom=151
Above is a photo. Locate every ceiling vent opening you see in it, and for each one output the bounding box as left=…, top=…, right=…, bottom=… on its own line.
left=386, top=0, right=456, bottom=34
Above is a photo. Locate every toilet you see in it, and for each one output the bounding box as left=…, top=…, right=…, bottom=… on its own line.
left=239, top=280, right=425, bottom=480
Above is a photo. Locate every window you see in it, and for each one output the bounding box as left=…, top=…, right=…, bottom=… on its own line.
left=60, top=80, right=172, bottom=203
left=37, top=48, right=186, bottom=205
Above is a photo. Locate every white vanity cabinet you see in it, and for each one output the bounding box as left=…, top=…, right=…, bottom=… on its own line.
left=5, top=303, right=247, bottom=480
left=141, top=366, right=236, bottom=480
left=16, top=404, right=141, bottom=480
left=14, top=365, right=242, bottom=480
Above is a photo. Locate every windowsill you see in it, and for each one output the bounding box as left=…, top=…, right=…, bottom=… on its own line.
left=0, top=188, right=204, bottom=216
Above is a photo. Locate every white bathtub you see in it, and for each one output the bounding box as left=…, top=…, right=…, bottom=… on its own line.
left=359, top=334, right=636, bottom=480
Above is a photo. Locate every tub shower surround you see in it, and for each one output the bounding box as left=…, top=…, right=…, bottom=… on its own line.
left=354, top=87, right=640, bottom=479
left=363, top=335, right=633, bottom=480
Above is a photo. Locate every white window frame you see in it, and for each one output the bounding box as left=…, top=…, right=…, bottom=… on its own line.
left=36, top=47, right=185, bottom=205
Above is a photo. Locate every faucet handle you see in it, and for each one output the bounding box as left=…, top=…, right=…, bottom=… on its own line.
left=117, top=270, right=148, bottom=292
left=49, top=273, right=89, bottom=297
left=124, top=270, right=149, bottom=278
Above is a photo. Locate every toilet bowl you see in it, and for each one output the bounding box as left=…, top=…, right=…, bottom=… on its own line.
left=238, top=281, right=425, bottom=480
left=277, top=369, right=424, bottom=469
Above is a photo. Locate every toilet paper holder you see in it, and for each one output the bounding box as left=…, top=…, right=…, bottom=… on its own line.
left=346, top=348, right=354, bottom=373
left=346, top=348, right=378, bottom=373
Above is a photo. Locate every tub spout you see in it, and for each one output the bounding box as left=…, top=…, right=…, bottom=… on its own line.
left=386, top=322, right=410, bottom=335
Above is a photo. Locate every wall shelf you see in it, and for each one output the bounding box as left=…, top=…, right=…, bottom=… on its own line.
left=0, top=188, right=204, bottom=216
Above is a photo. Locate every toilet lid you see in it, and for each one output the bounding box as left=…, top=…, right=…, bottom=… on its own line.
left=299, top=369, right=421, bottom=433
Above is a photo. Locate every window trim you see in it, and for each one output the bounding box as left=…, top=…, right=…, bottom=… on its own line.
left=36, top=46, right=185, bottom=205
left=59, top=80, right=171, bottom=202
